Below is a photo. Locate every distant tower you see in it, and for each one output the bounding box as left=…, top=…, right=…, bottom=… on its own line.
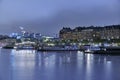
left=19, top=26, right=26, bottom=36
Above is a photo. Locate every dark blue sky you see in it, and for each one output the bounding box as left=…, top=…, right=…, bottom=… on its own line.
left=0, top=0, right=120, bottom=36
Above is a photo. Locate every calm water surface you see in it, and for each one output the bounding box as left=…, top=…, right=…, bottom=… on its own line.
left=0, top=49, right=120, bottom=80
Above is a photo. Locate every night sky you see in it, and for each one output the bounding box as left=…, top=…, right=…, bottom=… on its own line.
left=0, top=0, right=120, bottom=36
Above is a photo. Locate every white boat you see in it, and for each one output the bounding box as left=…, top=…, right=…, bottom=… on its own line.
left=84, top=45, right=100, bottom=53
left=84, top=49, right=93, bottom=53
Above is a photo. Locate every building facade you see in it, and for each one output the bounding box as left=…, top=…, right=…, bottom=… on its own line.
left=59, top=25, right=120, bottom=41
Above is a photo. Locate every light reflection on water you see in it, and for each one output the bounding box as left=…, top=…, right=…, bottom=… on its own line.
left=0, top=49, right=120, bottom=80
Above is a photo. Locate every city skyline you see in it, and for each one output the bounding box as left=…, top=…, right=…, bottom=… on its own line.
left=0, top=0, right=120, bottom=35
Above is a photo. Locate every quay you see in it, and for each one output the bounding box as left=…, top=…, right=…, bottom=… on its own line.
left=93, top=46, right=120, bottom=55
left=1, top=36, right=120, bottom=55
left=2, top=41, right=120, bottom=55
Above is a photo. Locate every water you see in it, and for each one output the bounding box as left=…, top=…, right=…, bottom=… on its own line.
left=0, top=49, right=120, bottom=80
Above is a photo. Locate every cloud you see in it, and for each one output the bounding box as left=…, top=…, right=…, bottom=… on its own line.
left=8, top=7, right=119, bottom=36
left=0, top=0, right=119, bottom=35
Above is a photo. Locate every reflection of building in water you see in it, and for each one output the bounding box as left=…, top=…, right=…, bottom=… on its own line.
left=11, top=50, right=36, bottom=68
left=85, top=54, right=112, bottom=64
left=11, top=50, right=36, bottom=57
left=55, top=51, right=78, bottom=64
left=36, top=51, right=78, bottom=67
left=37, top=53, right=56, bottom=67
left=10, top=50, right=36, bottom=80
left=82, top=54, right=113, bottom=80
left=12, top=50, right=36, bottom=54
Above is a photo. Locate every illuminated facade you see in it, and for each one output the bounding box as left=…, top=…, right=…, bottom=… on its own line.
left=59, top=25, right=120, bottom=41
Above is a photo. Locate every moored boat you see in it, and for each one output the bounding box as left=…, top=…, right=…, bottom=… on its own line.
left=37, top=45, right=82, bottom=51
left=14, top=41, right=36, bottom=50
left=93, top=46, right=120, bottom=55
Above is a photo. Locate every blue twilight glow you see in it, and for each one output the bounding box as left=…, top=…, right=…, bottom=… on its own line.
left=0, top=0, right=119, bottom=35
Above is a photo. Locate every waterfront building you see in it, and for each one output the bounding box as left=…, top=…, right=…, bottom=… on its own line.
left=59, top=25, right=120, bottom=42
